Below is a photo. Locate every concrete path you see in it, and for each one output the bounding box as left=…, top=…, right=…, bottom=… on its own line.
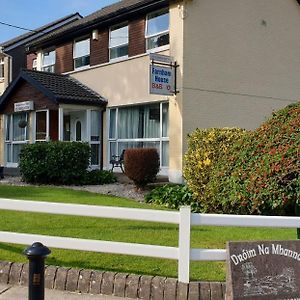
left=0, top=284, right=124, bottom=300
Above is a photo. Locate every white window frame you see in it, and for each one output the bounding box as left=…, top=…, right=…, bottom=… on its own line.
left=145, top=8, right=170, bottom=53
left=32, top=58, right=37, bottom=71
left=33, top=110, right=49, bottom=142
left=107, top=102, right=169, bottom=172
left=0, top=58, right=4, bottom=79
left=5, top=113, right=30, bottom=167
left=41, top=50, right=56, bottom=73
left=109, top=22, right=129, bottom=62
left=73, top=37, right=90, bottom=70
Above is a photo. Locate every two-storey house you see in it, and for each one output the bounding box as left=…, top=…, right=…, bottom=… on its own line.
left=1, top=0, right=300, bottom=182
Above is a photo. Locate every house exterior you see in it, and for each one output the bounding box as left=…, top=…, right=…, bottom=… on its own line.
left=0, top=0, right=300, bottom=182
left=0, top=13, right=82, bottom=96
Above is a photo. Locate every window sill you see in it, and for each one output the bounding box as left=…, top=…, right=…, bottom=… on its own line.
left=109, top=55, right=128, bottom=64
left=74, top=65, right=90, bottom=71
left=146, top=45, right=170, bottom=54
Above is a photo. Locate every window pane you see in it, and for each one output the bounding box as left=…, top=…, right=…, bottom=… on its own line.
left=147, top=33, right=169, bottom=50
left=109, top=109, right=116, bottom=139
left=42, top=65, right=55, bottom=73
left=76, top=121, right=82, bottom=141
left=13, top=144, right=25, bottom=163
left=6, top=144, right=11, bottom=162
left=110, top=45, right=128, bottom=60
left=74, top=56, right=90, bottom=68
left=110, top=24, right=128, bottom=48
left=147, top=10, right=169, bottom=36
left=0, top=63, right=4, bottom=78
left=91, top=144, right=100, bottom=165
left=162, top=103, right=169, bottom=137
left=5, top=115, right=11, bottom=141
left=162, top=141, right=169, bottom=167
left=91, top=111, right=101, bottom=141
left=74, top=38, right=90, bottom=58
left=36, top=111, right=47, bottom=140
left=118, top=106, right=141, bottom=139
left=42, top=50, right=55, bottom=67
left=13, top=113, right=27, bottom=141
left=109, top=142, right=117, bottom=160
left=143, top=104, right=160, bottom=138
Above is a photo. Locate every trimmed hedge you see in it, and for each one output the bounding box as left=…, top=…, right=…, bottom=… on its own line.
left=19, top=142, right=116, bottom=185
left=124, top=148, right=159, bottom=188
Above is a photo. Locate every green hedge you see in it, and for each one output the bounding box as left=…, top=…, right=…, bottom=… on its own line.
left=19, top=141, right=117, bottom=185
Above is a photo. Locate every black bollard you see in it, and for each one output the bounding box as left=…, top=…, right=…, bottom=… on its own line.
left=23, top=242, right=51, bottom=300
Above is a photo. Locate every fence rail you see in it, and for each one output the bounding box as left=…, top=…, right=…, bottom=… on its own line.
left=0, top=198, right=299, bottom=283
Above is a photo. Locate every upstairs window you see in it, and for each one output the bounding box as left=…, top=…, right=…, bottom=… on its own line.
left=146, top=9, right=169, bottom=51
left=109, top=23, right=128, bottom=61
left=42, top=50, right=55, bottom=73
left=0, top=58, right=4, bottom=79
left=74, top=38, right=90, bottom=69
left=32, top=59, right=37, bottom=71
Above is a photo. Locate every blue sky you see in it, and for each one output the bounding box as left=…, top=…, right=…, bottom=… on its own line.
left=0, top=0, right=120, bottom=43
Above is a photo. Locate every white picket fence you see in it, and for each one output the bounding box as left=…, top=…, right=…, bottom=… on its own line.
left=0, top=198, right=299, bottom=283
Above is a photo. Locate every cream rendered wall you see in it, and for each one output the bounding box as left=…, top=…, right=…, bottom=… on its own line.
left=182, top=0, right=300, bottom=153
left=0, top=82, right=4, bottom=95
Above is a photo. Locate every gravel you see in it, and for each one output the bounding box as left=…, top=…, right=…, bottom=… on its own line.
left=0, top=176, right=147, bottom=202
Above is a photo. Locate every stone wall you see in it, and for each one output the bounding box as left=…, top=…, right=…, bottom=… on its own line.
left=0, top=261, right=226, bottom=299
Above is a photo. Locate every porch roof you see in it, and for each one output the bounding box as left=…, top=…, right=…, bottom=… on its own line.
left=0, top=69, right=107, bottom=111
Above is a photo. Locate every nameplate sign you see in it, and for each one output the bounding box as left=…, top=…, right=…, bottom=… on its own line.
left=226, top=240, right=300, bottom=300
left=14, top=101, right=34, bottom=112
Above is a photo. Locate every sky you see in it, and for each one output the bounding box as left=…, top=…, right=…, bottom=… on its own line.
left=0, top=0, right=120, bottom=43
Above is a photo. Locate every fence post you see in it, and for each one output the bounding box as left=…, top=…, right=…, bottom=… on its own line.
left=24, top=242, right=51, bottom=300
left=178, top=206, right=191, bottom=283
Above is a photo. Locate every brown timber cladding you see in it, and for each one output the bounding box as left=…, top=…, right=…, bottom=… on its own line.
left=129, top=17, right=146, bottom=57
left=90, top=29, right=109, bottom=66
left=55, top=41, right=74, bottom=73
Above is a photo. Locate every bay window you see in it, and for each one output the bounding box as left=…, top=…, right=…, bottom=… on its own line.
left=108, top=102, right=169, bottom=169
left=42, top=50, right=55, bottom=73
left=146, top=9, right=169, bottom=51
left=109, top=23, right=128, bottom=60
left=74, top=38, right=90, bottom=69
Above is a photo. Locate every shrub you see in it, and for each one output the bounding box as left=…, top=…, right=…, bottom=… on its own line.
left=183, top=127, right=246, bottom=212
left=145, top=184, right=195, bottom=210
left=20, top=141, right=90, bottom=185
left=82, top=170, right=117, bottom=185
left=124, top=148, right=159, bottom=188
left=217, top=103, right=300, bottom=215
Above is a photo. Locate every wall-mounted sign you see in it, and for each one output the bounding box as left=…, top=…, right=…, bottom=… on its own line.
left=14, top=101, right=34, bottom=112
left=226, top=240, right=300, bottom=300
left=149, top=53, right=174, bottom=65
left=149, top=65, right=174, bottom=96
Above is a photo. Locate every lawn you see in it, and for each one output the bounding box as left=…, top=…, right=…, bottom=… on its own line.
left=0, top=185, right=297, bottom=281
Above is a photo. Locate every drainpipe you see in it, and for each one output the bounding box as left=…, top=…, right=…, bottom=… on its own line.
left=0, top=46, right=13, bottom=85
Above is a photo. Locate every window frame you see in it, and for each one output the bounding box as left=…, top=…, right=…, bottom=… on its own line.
left=145, top=8, right=170, bottom=52
left=41, top=49, right=56, bottom=73
left=109, top=22, right=129, bottom=62
left=108, top=102, right=169, bottom=171
left=73, top=37, right=91, bottom=70
left=0, top=57, right=4, bottom=79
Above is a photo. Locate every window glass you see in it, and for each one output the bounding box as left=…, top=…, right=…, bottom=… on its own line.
left=146, top=9, right=169, bottom=50
left=91, top=144, right=100, bottom=165
left=74, top=38, right=90, bottom=68
left=110, top=24, right=128, bottom=60
left=0, top=58, right=4, bottom=78
left=109, top=109, right=116, bottom=139
left=76, top=121, right=82, bottom=141
left=162, top=141, right=169, bottom=167
left=5, top=115, right=11, bottom=141
left=13, top=113, right=27, bottom=141
left=42, top=50, right=55, bottom=72
left=162, top=102, right=169, bottom=137
left=91, top=111, right=101, bottom=141
left=36, top=111, right=47, bottom=140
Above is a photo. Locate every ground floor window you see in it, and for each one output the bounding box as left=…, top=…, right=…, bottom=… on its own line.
left=5, top=113, right=29, bottom=165
left=108, top=102, right=169, bottom=168
left=35, top=110, right=49, bottom=141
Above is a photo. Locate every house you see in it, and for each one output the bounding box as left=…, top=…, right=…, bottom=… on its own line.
left=0, top=13, right=82, bottom=95
left=0, top=0, right=300, bottom=182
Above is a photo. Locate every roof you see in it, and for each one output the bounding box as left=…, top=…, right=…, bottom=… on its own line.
left=27, top=0, right=168, bottom=51
left=0, top=69, right=107, bottom=110
left=1, top=13, right=82, bottom=49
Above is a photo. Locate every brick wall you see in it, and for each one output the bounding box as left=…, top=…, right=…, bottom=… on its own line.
left=1, top=81, right=58, bottom=114
left=56, top=42, right=74, bottom=73
left=129, top=17, right=146, bottom=57
left=26, top=53, right=37, bottom=70
left=91, top=29, right=109, bottom=66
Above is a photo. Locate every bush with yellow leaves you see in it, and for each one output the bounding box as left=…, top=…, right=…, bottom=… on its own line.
left=183, top=127, right=246, bottom=212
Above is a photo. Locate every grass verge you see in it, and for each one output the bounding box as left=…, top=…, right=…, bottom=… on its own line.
left=0, top=185, right=297, bottom=281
